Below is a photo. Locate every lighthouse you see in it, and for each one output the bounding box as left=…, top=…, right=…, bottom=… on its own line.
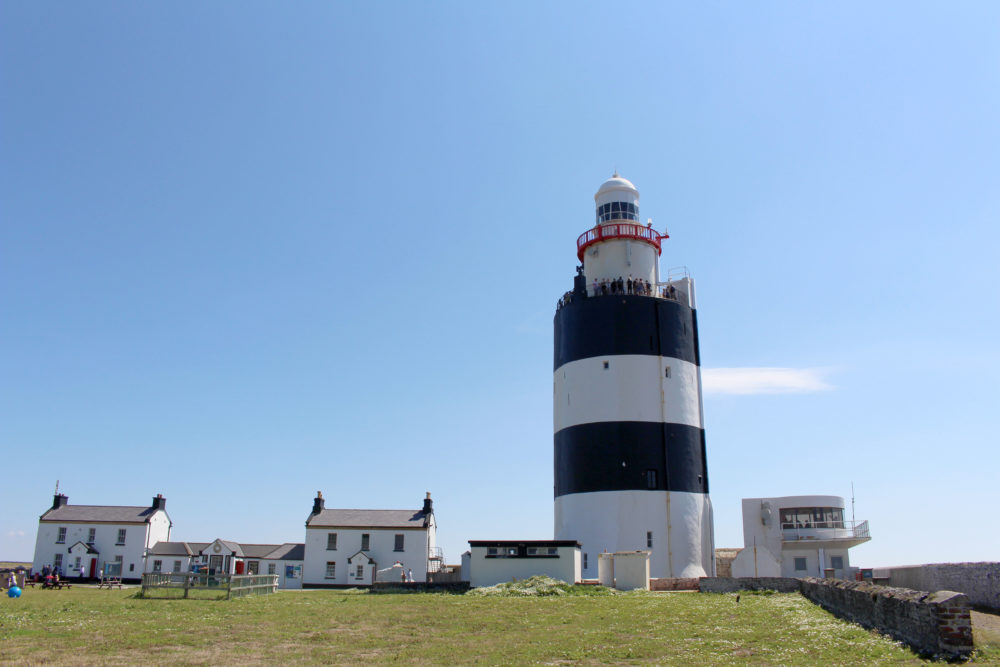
left=553, top=174, right=715, bottom=579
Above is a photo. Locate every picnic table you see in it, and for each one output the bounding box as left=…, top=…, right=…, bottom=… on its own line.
left=98, top=577, right=122, bottom=590
left=42, top=577, right=72, bottom=590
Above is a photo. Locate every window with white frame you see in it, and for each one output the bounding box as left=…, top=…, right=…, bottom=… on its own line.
left=87, top=528, right=96, bottom=544
left=356, top=564, right=364, bottom=578
left=116, top=529, right=126, bottom=545
left=56, top=527, right=67, bottom=544
left=54, top=554, right=63, bottom=569
left=394, top=534, right=404, bottom=552
left=327, top=533, right=337, bottom=550
left=361, top=534, right=370, bottom=551
left=153, top=560, right=162, bottom=572
left=268, top=563, right=276, bottom=575
left=74, top=556, right=81, bottom=570
left=173, top=560, right=182, bottom=573
left=325, top=562, right=336, bottom=579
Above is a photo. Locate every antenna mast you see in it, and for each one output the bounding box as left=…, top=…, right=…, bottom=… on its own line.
left=851, top=481, right=856, bottom=524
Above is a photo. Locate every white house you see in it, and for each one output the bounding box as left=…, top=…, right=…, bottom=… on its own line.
left=731, top=495, right=871, bottom=579
left=146, top=539, right=305, bottom=589
left=302, top=491, right=439, bottom=587
left=32, top=493, right=172, bottom=582
left=467, top=540, right=581, bottom=588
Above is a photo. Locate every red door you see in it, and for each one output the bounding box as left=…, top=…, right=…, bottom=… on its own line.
left=235, top=561, right=245, bottom=575
left=89, top=558, right=97, bottom=578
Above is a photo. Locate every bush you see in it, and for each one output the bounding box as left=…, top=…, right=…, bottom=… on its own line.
left=467, top=576, right=618, bottom=597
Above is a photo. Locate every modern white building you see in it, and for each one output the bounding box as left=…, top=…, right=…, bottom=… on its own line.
left=553, top=174, right=715, bottom=580
left=731, top=495, right=871, bottom=579
left=146, top=539, right=305, bottom=589
left=466, top=540, right=581, bottom=588
left=32, top=493, right=172, bottom=581
left=302, top=491, right=439, bottom=587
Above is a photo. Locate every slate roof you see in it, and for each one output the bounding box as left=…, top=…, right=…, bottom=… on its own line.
left=306, top=509, right=430, bottom=529
left=265, top=543, right=305, bottom=560
left=150, top=541, right=305, bottom=561
left=149, top=542, right=202, bottom=556
left=40, top=505, right=163, bottom=524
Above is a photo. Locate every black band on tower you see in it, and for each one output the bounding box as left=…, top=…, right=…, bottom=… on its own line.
left=554, top=421, right=708, bottom=497
left=554, top=295, right=700, bottom=370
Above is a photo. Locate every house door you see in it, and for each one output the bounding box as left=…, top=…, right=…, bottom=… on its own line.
left=235, top=561, right=245, bottom=575
left=89, top=558, right=97, bottom=578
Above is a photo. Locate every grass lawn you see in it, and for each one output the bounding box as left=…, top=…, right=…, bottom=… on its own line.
left=1, top=587, right=997, bottom=665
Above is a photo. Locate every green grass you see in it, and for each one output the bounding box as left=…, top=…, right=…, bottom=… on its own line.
left=1, top=587, right=995, bottom=665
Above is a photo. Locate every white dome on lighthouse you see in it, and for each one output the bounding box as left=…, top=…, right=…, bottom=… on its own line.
left=594, top=173, right=639, bottom=201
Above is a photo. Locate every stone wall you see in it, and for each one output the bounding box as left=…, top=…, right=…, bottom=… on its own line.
left=884, top=562, right=1000, bottom=611
left=698, top=577, right=801, bottom=593
left=650, top=577, right=699, bottom=591
left=798, top=578, right=973, bottom=658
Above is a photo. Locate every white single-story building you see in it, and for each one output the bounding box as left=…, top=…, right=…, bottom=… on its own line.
left=467, top=540, right=581, bottom=588
left=145, top=539, right=306, bottom=589
left=731, top=495, right=872, bottom=579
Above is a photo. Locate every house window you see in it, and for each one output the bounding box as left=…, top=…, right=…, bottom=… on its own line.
left=794, top=557, right=807, bottom=572
left=268, top=563, right=276, bottom=575
left=356, top=564, right=364, bottom=578
left=646, top=469, right=657, bottom=489
left=54, top=554, right=63, bottom=570
left=173, top=561, right=182, bottom=573
left=831, top=556, right=844, bottom=570
left=129, top=563, right=134, bottom=572
left=647, top=531, right=653, bottom=548
left=56, top=527, right=67, bottom=544
left=325, top=562, right=336, bottom=579
left=248, top=561, right=259, bottom=575
left=603, top=361, right=609, bottom=369
left=394, top=534, right=404, bottom=552
left=583, top=553, right=588, bottom=570
left=153, top=560, right=162, bottom=572
left=87, top=528, right=96, bottom=544
left=361, top=534, right=370, bottom=551
left=74, top=556, right=82, bottom=570
left=327, top=533, right=338, bottom=550
left=117, top=529, right=126, bottom=545
left=665, top=366, right=671, bottom=378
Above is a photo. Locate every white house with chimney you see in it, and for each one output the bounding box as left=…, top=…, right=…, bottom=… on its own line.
left=32, top=493, right=172, bottom=581
left=302, top=491, right=440, bottom=587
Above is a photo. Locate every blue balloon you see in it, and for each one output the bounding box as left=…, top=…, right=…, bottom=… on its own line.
left=7, top=586, right=22, bottom=598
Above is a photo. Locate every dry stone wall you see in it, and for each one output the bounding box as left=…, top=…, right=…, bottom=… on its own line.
left=798, top=578, right=972, bottom=658
left=697, top=577, right=974, bottom=658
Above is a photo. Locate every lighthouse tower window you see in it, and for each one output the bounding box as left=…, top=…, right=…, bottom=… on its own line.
left=597, top=202, right=639, bottom=223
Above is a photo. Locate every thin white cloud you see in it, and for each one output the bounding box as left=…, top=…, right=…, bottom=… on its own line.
left=702, top=367, right=833, bottom=395
left=6, top=530, right=25, bottom=538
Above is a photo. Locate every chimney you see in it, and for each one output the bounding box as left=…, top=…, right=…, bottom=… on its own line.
left=422, top=492, right=433, bottom=515
left=52, top=493, right=68, bottom=510
left=151, top=494, right=167, bottom=511
left=312, top=491, right=325, bottom=515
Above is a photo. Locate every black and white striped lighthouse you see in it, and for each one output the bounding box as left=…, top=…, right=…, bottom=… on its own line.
left=553, top=174, right=715, bottom=579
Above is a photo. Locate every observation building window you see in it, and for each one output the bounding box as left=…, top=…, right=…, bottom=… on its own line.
left=779, top=507, right=845, bottom=530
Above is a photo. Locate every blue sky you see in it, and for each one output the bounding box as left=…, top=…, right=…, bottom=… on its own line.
left=2, top=2, right=998, bottom=568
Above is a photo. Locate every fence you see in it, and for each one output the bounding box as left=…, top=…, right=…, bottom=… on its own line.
left=141, top=572, right=278, bottom=600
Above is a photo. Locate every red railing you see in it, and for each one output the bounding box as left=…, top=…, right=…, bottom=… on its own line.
left=577, top=223, right=667, bottom=261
